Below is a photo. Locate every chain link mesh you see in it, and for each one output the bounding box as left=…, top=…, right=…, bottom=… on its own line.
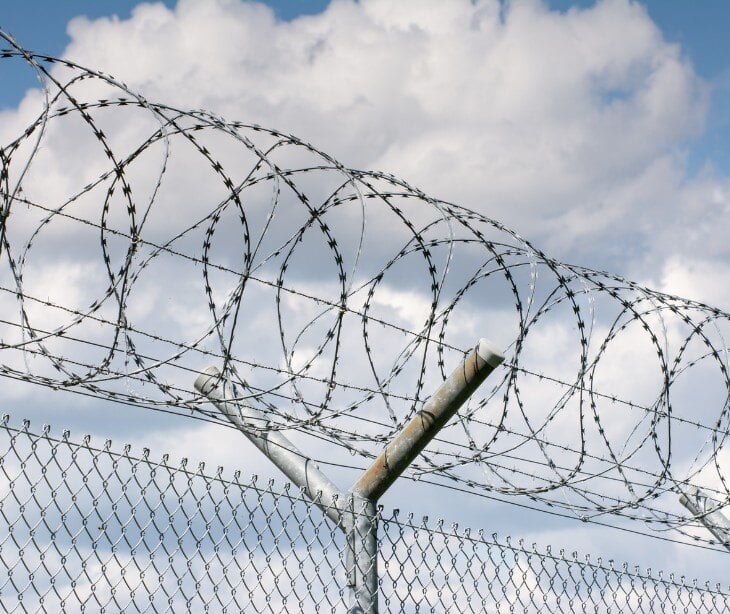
left=0, top=416, right=727, bottom=612
left=379, top=518, right=729, bottom=612
left=0, top=417, right=347, bottom=612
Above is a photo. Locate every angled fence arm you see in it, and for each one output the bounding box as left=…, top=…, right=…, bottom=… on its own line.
left=344, top=339, right=504, bottom=613
left=679, top=485, right=730, bottom=552
left=194, top=367, right=347, bottom=527
left=350, top=339, right=504, bottom=501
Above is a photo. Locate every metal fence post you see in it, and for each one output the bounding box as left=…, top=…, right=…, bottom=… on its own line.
left=194, top=338, right=504, bottom=613
left=679, top=485, right=730, bottom=551
left=346, top=495, right=378, bottom=613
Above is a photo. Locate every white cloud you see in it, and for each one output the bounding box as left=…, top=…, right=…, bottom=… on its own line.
left=43, top=0, right=718, bottom=263
left=658, top=255, right=730, bottom=310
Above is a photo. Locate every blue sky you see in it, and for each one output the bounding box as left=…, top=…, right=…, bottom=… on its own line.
left=3, top=0, right=729, bottom=77
left=2, top=0, right=729, bottom=173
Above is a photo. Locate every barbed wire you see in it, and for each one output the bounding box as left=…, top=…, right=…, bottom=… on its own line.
left=0, top=33, right=729, bottom=549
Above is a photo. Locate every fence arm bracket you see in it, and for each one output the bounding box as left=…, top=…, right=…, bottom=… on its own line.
left=194, top=337, right=504, bottom=614
left=341, top=338, right=504, bottom=612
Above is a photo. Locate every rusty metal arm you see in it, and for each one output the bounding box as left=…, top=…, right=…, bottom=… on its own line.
left=350, top=338, right=504, bottom=501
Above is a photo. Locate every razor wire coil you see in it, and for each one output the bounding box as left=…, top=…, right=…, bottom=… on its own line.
left=0, top=34, right=729, bottom=548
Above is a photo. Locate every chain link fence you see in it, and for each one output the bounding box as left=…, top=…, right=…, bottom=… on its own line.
left=0, top=416, right=727, bottom=613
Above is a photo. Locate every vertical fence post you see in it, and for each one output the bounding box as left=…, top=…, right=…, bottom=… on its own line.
left=194, top=338, right=504, bottom=614
left=346, top=495, right=379, bottom=613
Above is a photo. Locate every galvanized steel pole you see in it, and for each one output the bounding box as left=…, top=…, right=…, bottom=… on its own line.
left=679, top=485, right=730, bottom=552
left=193, top=366, right=347, bottom=527
left=346, top=495, right=378, bottom=614
left=193, top=338, right=504, bottom=614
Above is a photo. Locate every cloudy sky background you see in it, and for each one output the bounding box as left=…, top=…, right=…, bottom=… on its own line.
left=1, top=0, right=730, bottom=592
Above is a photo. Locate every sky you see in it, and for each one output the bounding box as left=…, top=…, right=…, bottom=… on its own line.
left=2, top=0, right=729, bottom=176
left=1, top=0, right=730, bottom=595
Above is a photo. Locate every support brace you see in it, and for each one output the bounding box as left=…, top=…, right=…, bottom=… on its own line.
left=194, top=338, right=504, bottom=613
